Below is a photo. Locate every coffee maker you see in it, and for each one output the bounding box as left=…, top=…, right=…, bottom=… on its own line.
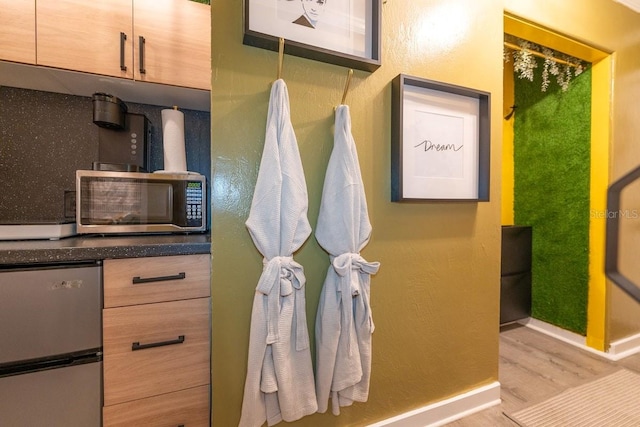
left=92, top=93, right=150, bottom=172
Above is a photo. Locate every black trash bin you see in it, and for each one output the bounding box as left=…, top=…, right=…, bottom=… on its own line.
left=500, top=225, right=532, bottom=324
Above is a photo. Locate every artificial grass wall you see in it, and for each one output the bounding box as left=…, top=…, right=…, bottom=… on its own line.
left=513, top=60, right=592, bottom=335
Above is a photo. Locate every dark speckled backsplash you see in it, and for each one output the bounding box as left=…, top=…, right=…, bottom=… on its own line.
left=0, top=86, right=211, bottom=224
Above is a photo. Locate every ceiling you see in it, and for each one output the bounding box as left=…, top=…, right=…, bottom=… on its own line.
left=614, top=0, right=640, bottom=13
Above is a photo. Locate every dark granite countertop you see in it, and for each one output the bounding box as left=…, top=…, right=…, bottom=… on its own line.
left=0, top=234, right=211, bottom=266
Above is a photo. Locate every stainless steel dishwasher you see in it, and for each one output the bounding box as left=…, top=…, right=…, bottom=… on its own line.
left=0, top=262, right=102, bottom=427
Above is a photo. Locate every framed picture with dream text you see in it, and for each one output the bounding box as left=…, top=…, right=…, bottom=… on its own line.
left=391, top=74, right=491, bottom=202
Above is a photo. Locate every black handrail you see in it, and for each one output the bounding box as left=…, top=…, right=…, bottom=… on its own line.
left=605, top=165, right=640, bottom=303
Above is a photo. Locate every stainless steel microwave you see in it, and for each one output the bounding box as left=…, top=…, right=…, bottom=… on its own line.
left=76, top=170, right=206, bottom=234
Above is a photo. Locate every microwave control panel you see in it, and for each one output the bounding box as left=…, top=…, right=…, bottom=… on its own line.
left=186, top=181, right=204, bottom=226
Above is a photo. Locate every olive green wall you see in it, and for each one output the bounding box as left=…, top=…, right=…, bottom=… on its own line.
left=210, top=1, right=503, bottom=425
left=504, top=0, right=640, bottom=345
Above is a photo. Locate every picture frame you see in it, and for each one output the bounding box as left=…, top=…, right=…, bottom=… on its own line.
left=391, top=74, right=491, bottom=202
left=243, top=0, right=381, bottom=72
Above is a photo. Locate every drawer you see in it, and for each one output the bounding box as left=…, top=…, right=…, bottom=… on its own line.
left=103, top=298, right=210, bottom=406
left=104, top=254, right=210, bottom=307
left=103, top=385, right=210, bottom=427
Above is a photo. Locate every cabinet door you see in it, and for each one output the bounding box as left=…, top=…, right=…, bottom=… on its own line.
left=0, top=0, right=36, bottom=64
left=36, top=0, right=133, bottom=79
left=133, top=0, right=211, bottom=90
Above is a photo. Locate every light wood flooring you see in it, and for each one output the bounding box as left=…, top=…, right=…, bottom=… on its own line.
left=445, top=323, right=640, bottom=426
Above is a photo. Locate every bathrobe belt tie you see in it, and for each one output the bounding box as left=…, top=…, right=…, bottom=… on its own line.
left=331, top=253, right=380, bottom=355
left=256, top=255, right=309, bottom=351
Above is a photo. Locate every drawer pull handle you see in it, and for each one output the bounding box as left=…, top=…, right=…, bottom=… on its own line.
left=132, top=335, right=185, bottom=351
left=132, top=272, right=186, bottom=284
left=119, top=32, right=127, bottom=71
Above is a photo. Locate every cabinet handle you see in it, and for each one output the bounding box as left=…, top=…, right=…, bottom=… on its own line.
left=132, top=272, right=186, bottom=284
left=132, top=335, right=185, bottom=351
left=119, top=32, right=127, bottom=71
left=139, top=35, right=146, bottom=74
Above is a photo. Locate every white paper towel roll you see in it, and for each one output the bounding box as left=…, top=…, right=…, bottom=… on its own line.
left=161, top=107, right=187, bottom=172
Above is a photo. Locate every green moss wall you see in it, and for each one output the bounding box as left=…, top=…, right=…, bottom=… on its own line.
left=513, top=63, right=592, bottom=335
left=210, top=1, right=503, bottom=425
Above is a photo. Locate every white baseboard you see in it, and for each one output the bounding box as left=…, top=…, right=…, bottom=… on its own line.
left=367, top=382, right=501, bottom=427
left=520, top=317, right=587, bottom=347
left=608, top=332, right=640, bottom=360
left=520, top=317, right=640, bottom=361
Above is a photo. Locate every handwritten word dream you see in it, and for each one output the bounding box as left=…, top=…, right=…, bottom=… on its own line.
left=414, top=140, right=463, bottom=152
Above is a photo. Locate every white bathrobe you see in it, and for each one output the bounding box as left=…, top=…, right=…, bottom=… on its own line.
left=240, top=79, right=317, bottom=427
left=315, top=105, right=380, bottom=415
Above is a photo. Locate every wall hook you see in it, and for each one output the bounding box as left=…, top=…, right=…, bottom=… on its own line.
left=277, top=37, right=284, bottom=80
left=505, top=105, right=518, bottom=120
left=340, top=69, right=354, bottom=106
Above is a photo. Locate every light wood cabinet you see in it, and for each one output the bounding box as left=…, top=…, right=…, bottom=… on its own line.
left=102, top=254, right=211, bottom=425
left=103, top=385, right=210, bottom=427
left=37, top=0, right=133, bottom=79
left=0, top=0, right=36, bottom=64
left=133, top=0, right=211, bottom=90
left=103, top=298, right=210, bottom=406
left=35, top=0, right=210, bottom=90
left=103, top=253, right=211, bottom=307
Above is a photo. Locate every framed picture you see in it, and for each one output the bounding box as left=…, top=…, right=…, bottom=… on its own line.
left=391, top=74, right=491, bottom=202
left=243, top=0, right=381, bottom=72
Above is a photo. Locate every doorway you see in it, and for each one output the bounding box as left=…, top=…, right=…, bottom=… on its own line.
left=501, top=13, right=611, bottom=351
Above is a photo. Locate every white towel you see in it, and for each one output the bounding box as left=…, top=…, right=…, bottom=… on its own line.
left=315, top=105, right=380, bottom=415
left=240, top=79, right=317, bottom=427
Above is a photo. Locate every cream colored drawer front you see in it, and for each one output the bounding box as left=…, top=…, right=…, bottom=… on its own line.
left=103, top=385, right=210, bottom=427
left=103, top=298, right=210, bottom=406
left=104, top=254, right=210, bottom=308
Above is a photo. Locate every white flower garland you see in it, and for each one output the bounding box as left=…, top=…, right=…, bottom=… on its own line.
left=506, top=36, right=586, bottom=92
left=513, top=41, right=537, bottom=82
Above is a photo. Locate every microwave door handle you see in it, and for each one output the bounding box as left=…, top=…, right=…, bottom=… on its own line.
left=132, top=272, right=186, bottom=284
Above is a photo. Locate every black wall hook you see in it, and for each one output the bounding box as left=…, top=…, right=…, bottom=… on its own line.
left=505, top=105, right=518, bottom=120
